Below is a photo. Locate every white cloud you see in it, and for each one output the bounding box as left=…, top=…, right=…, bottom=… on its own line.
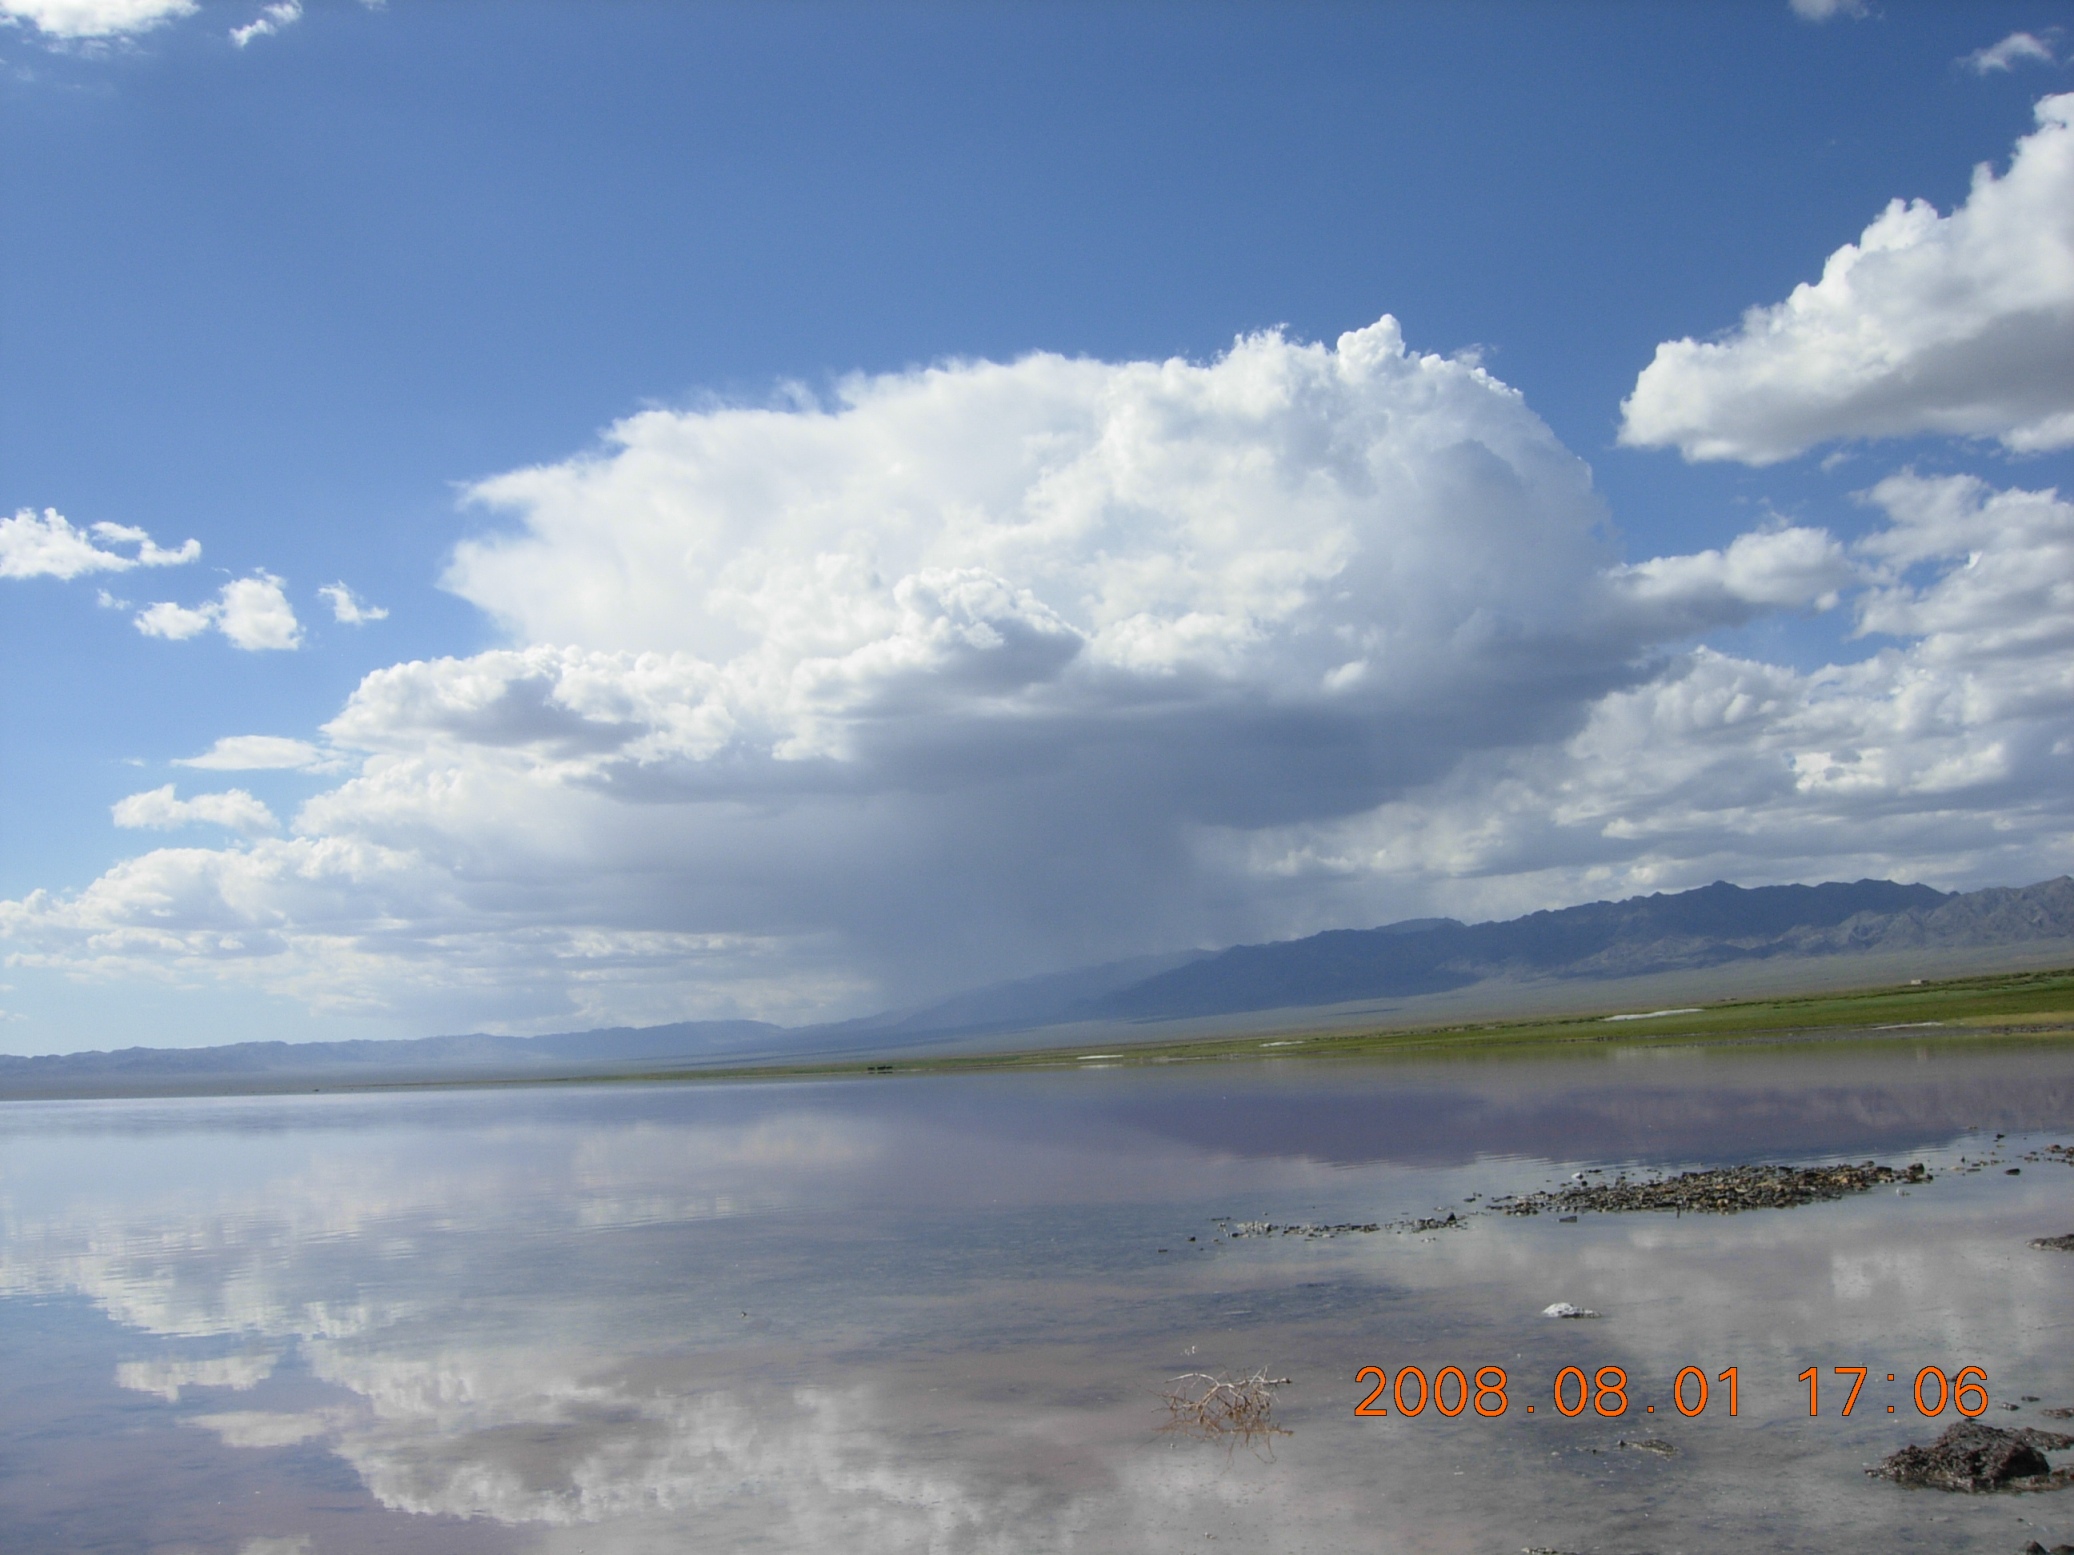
left=1621, top=94, right=2074, bottom=463
left=1789, top=0, right=1867, bottom=21
left=134, top=600, right=216, bottom=641
left=176, top=735, right=333, bottom=772
left=0, top=0, right=194, bottom=39
left=0, top=509, right=199, bottom=581
left=217, top=573, right=303, bottom=649
left=318, top=581, right=388, bottom=625
left=1964, top=32, right=2056, bottom=74
left=449, top=318, right=1610, bottom=683
left=229, top=0, right=298, bottom=48
left=113, top=785, right=280, bottom=836
left=136, top=572, right=303, bottom=651
left=1231, top=471, right=2074, bottom=924
left=5, top=327, right=2071, bottom=1033
left=1605, top=524, right=1860, bottom=636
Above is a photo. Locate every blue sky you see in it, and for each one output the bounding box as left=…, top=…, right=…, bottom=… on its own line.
left=4, top=0, right=2073, bottom=1053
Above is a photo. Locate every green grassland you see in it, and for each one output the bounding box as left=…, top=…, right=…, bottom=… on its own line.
left=624, top=965, right=2074, bottom=1086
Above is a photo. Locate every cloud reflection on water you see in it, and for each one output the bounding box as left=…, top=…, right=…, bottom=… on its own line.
left=0, top=1057, right=2071, bottom=1552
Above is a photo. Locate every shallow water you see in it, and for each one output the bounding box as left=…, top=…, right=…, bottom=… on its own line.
left=2, top=1042, right=2072, bottom=1554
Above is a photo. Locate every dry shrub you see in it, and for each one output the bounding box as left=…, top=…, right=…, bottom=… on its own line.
left=1159, top=1369, right=1292, bottom=1457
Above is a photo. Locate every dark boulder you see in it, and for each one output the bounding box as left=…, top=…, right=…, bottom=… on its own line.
left=1870, top=1422, right=2073, bottom=1493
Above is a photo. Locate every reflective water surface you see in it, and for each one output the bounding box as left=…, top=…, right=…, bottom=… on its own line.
left=3, top=1043, right=2073, bottom=1554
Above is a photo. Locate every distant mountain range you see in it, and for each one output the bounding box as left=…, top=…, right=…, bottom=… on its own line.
left=0, top=1020, right=787, bottom=1087
left=4, top=876, right=2069, bottom=1094
left=1089, top=877, right=1990, bottom=1019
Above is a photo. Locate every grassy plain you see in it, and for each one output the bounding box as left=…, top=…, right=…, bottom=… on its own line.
left=636, top=965, right=2074, bottom=1085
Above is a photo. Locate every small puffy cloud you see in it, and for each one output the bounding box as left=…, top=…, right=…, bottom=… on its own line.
left=134, top=600, right=216, bottom=641
left=112, top=785, right=279, bottom=836
left=177, top=735, right=332, bottom=771
left=218, top=574, right=302, bottom=650
left=1621, top=94, right=2074, bottom=463
left=0, top=0, right=194, bottom=39
left=229, top=0, right=297, bottom=48
left=1606, top=524, right=1860, bottom=636
left=318, top=582, right=388, bottom=625
left=1, top=509, right=199, bottom=581
left=1789, top=0, right=1867, bottom=21
left=136, top=572, right=303, bottom=651
left=1964, top=32, right=2056, bottom=74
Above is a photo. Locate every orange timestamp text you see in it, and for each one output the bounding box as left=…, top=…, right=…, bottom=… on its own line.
left=1353, top=1364, right=1997, bottom=1420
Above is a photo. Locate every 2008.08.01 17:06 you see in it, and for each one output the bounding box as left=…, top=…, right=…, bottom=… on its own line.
left=1353, top=1366, right=1996, bottom=1420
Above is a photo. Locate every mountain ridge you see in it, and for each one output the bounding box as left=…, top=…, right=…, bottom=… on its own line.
left=1089, top=877, right=1969, bottom=1020
left=4, top=875, right=2069, bottom=1090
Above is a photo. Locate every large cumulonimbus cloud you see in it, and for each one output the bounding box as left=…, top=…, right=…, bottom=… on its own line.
left=3, top=321, right=2068, bottom=1033
left=1621, top=94, right=2074, bottom=464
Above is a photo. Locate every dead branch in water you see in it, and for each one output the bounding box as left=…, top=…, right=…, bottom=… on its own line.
left=1158, top=1369, right=1292, bottom=1457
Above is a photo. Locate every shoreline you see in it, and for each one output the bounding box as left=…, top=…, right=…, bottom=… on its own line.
left=3, top=965, right=2071, bottom=1103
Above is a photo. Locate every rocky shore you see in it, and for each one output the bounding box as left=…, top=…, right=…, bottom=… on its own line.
left=1199, top=1136, right=2070, bottom=1259
left=1494, top=1160, right=1928, bottom=1217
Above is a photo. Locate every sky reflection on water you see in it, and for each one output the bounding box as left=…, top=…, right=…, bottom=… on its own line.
left=3, top=1044, right=2073, bottom=1553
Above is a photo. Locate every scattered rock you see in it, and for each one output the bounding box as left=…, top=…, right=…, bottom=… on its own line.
left=1868, top=1422, right=2074, bottom=1493
left=1224, top=1220, right=1381, bottom=1239
left=2044, top=1408, right=2074, bottom=1420
left=1403, top=1212, right=1465, bottom=1233
left=2032, top=1234, right=2074, bottom=1253
left=2021, top=1542, right=2074, bottom=1554
left=1542, top=1302, right=1601, bottom=1319
left=1619, top=1437, right=1676, bottom=1457
left=1218, top=1142, right=2071, bottom=1252
left=1506, top=1161, right=1928, bottom=1217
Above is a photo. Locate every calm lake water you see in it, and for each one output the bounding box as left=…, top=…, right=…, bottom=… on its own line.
left=2, top=1042, right=2072, bottom=1554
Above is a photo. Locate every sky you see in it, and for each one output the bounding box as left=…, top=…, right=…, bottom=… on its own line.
left=3, top=0, right=2072, bottom=1054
